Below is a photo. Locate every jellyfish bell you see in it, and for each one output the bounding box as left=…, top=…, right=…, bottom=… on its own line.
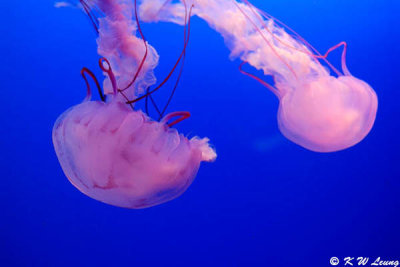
left=53, top=95, right=216, bottom=209
left=276, top=75, right=378, bottom=152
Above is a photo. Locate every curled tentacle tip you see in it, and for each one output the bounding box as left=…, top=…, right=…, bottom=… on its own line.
left=99, top=58, right=112, bottom=72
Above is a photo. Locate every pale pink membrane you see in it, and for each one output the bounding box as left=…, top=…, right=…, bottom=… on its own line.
left=53, top=0, right=216, bottom=208
left=53, top=100, right=216, bottom=208
left=91, top=0, right=159, bottom=100
left=141, top=0, right=378, bottom=152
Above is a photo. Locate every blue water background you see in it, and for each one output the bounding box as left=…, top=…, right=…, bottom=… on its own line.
left=1, top=0, right=399, bottom=266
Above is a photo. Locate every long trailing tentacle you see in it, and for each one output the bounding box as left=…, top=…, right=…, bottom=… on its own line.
left=79, top=0, right=196, bottom=129
left=237, top=41, right=349, bottom=98
left=145, top=87, right=150, bottom=115
left=239, top=62, right=282, bottom=98
left=232, top=0, right=352, bottom=95
left=145, top=87, right=162, bottom=117
left=126, top=4, right=194, bottom=105
left=157, top=0, right=189, bottom=121
left=80, top=0, right=99, bottom=34
left=241, top=0, right=349, bottom=76
left=150, top=94, right=162, bottom=117
left=232, top=0, right=298, bottom=80
left=144, top=0, right=190, bottom=120
left=120, top=0, right=149, bottom=92
left=80, top=0, right=149, bottom=95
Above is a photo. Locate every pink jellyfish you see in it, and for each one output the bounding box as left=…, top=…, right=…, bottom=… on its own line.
left=140, top=0, right=378, bottom=152
left=53, top=0, right=216, bottom=209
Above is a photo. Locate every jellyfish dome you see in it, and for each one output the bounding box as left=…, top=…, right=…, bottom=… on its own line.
left=277, top=75, right=377, bottom=152
left=53, top=0, right=216, bottom=208
left=53, top=98, right=215, bottom=209
left=140, top=0, right=378, bottom=152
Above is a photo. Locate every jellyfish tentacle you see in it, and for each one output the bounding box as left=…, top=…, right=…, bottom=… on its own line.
left=99, top=58, right=118, bottom=95
left=120, top=0, right=149, bottom=92
left=341, top=42, right=350, bottom=76
left=81, top=67, right=105, bottom=102
left=321, top=41, right=350, bottom=76
left=239, top=62, right=281, bottom=98
left=232, top=0, right=298, bottom=80
left=243, top=0, right=348, bottom=77
left=100, top=57, right=136, bottom=109
left=242, top=0, right=325, bottom=63
left=158, top=0, right=190, bottom=120
left=81, top=68, right=93, bottom=102
left=144, top=87, right=162, bottom=117
left=150, top=94, right=162, bottom=118
left=79, top=0, right=99, bottom=34
left=237, top=40, right=348, bottom=97
left=161, top=111, right=191, bottom=128
left=126, top=5, right=194, bottom=105
left=145, top=87, right=150, bottom=115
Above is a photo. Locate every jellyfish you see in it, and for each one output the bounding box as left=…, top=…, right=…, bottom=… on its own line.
left=53, top=0, right=216, bottom=209
left=140, top=0, right=378, bottom=152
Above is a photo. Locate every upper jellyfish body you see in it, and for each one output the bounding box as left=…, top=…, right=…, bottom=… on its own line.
left=92, top=0, right=160, bottom=100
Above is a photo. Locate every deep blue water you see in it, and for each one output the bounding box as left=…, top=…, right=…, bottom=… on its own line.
left=1, top=0, right=399, bottom=266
